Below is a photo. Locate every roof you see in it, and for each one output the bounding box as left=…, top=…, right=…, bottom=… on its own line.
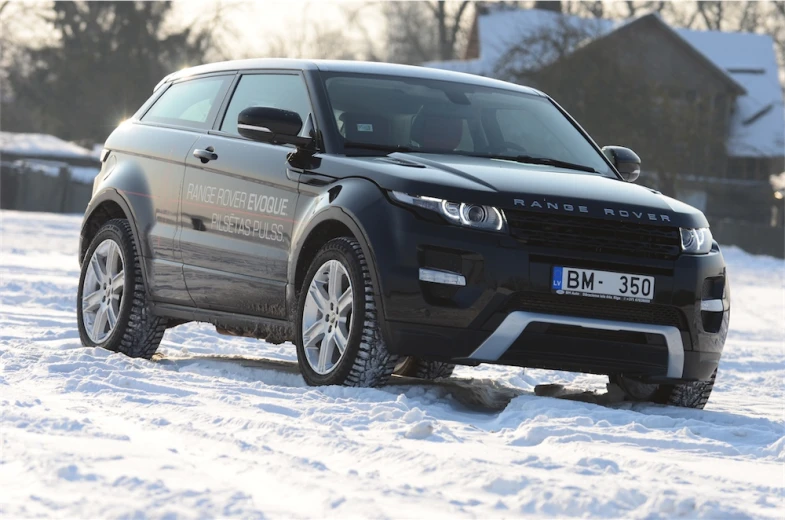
left=676, top=28, right=785, bottom=157
left=427, top=9, right=785, bottom=158
left=164, top=58, right=543, bottom=97
left=0, top=132, right=97, bottom=162
left=7, top=158, right=99, bottom=184
left=426, top=9, right=616, bottom=76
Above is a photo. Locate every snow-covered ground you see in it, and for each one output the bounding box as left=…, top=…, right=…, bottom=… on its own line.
left=1, top=210, right=783, bottom=519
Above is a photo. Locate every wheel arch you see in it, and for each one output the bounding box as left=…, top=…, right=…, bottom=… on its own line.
left=288, top=205, right=385, bottom=330
left=292, top=219, right=356, bottom=294
left=79, top=190, right=152, bottom=297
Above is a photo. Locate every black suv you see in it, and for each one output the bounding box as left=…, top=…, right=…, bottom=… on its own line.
left=77, top=59, right=729, bottom=408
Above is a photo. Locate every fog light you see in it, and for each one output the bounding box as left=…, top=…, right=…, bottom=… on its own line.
left=419, top=268, right=466, bottom=286
left=700, top=299, right=724, bottom=312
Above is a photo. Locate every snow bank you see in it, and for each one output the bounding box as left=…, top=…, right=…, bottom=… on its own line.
left=0, top=210, right=783, bottom=518
left=7, top=159, right=99, bottom=184
left=0, top=132, right=95, bottom=161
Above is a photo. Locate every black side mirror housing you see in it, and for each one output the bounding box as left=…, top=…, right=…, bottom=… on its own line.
left=238, top=107, right=312, bottom=147
left=602, top=146, right=641, bottom=183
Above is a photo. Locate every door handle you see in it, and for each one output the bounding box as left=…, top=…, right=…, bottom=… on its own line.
left=193, top=147, right=217, bottom=163
left=299, top=173, right=333, bottom=186
left=287, top=169, right=333, bottom=186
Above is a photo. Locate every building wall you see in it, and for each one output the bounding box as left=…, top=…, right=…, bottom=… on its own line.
left=530, top=16, right=739, bottom=186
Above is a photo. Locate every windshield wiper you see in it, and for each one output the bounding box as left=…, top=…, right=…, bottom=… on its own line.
left=343, top=141, right=415, bottom=154
left=471, top=153, right=599, bottom=174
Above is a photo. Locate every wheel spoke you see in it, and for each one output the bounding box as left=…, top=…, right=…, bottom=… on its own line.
left=82, top=289, right=102, bottom=312
left=303, top=320, right=325, bottom=349
left=308, top=282, right=329, bottom=312
left=328, top=261, right=342, bottom=301
left=337, top=287, right=352, bottom=314
left=92, top=306, right=107, bottom=339
left=106, top=305, right=117, bottom=328
left=111, top=270, right=124, bottom=290
left=90, top=254, right=105, bottom=282
left=317, top=332, right=334, bottom=372
left=106, top=242, right=116, bottom=274
left=334, top=325, right=347, bottom=354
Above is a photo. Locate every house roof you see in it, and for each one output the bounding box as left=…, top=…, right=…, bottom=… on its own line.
left=426, top=9, right=615, bottom=76
left=0, top=132, right=97, bottom=162
left=675, top=28, right=785, bottom=157
left=426, top=8, right=785, bottom=158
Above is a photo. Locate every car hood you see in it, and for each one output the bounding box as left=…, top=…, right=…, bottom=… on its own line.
left=319, top=153, right=708, bottom=228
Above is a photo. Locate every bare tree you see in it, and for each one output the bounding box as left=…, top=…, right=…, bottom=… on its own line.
left=494, top=14, right=608, bottom=80
left=360, top=0, right=474, bottom=64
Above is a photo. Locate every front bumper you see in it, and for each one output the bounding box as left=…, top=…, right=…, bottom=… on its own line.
left=359, top=202, right=729, bottom=383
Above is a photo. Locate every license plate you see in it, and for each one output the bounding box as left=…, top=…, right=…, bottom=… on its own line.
left=552, top=266, right=654, bottom=302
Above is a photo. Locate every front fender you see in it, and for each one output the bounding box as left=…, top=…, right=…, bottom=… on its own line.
left=288, top=177, right=397, bottom=341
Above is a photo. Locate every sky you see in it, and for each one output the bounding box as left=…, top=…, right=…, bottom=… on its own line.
left=172, top=0, right=380, bottom=60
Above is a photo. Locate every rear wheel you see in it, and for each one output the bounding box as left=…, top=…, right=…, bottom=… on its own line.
left=76, top=219, right=167, bottom=359
left=394, top=357, right=455, bottom=380
left=610, top=369, right=717, bottom=409
left=295, top=237, right=398, bottom=387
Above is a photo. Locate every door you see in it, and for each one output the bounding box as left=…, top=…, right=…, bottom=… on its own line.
left=129, top=74, right=232, bottom=305
left=179, top=72, right=314, bottom=318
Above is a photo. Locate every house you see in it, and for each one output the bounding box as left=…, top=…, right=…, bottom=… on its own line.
left=427, top=8, right=785, bottom=238
left=0, top=132, right=101, bottom=213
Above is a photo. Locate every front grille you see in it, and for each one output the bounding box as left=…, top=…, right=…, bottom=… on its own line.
left=504, top=291, right=689, bottom=331
left=506, top=211, right=681, bottom=260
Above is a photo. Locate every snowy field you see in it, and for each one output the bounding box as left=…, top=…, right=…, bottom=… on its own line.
left=1, top=210, right=783, bottom=519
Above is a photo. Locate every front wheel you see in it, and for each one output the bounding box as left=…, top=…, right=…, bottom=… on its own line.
left=610, top=369, right=717, bottom=409
left=76, top=219, right=167, bottom=359
left=295, top=237, right=398, bottom=387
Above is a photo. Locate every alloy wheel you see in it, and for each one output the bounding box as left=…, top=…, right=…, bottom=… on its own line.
left=301, top=259, right=353, bottom=375
left=81, top=239, right=125, bottom=343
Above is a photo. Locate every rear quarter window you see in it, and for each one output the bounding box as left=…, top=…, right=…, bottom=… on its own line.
left=142, top=76, right=230, bottom=129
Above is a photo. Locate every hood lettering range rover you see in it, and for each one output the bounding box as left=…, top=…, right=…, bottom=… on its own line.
left=77, top=59, right=728, bottom=409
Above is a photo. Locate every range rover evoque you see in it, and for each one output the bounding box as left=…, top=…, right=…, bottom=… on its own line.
left=77, top=59, right=729, bottom=408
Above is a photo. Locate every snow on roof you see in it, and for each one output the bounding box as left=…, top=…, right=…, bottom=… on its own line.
left=8, top=158, right=99, bottom=184
left=0, top=132, right=96, bottom=161
left=676, top=29, right=785, bottom=157
left=427, top=9, right=784, bottom=159
left=427, top=9, right=615, bottom=76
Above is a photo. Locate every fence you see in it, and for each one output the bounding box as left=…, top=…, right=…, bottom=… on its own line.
left=0, top=161, right=93, bottom=214
left=711, top=218, right=785, bottom=258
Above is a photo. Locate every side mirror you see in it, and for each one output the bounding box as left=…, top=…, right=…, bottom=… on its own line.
left=238, top=107, right=312, bottom=147
left=602, top=146, right=641, bottom=183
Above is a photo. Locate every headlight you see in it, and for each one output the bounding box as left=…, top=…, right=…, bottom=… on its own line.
left=389, top=191, right=507, bottom=233
left=680, top=227, right=713, bottom=254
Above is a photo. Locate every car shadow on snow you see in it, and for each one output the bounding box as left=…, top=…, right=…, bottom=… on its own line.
left=155, top=353, right=627, bottom=413
left=153, top=353, right=785, bottom=440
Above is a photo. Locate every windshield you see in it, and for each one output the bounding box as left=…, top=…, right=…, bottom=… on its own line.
left=322, top=73, right=613, bottom=176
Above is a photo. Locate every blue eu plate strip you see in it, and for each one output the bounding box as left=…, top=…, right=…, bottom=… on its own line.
left=552, top=266, right=563, bottom=290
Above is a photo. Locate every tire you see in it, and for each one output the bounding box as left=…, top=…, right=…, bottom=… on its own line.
left=610, top=369, right=717, bottom=409
left=295, top=237, right=398, bottom=387
left=76, top=219, right=167, bottom=359
left=394, top=357, right=455, bottom=380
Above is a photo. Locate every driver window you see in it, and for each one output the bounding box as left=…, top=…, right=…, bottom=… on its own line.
left=221, top=73, right=312, bottom=136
